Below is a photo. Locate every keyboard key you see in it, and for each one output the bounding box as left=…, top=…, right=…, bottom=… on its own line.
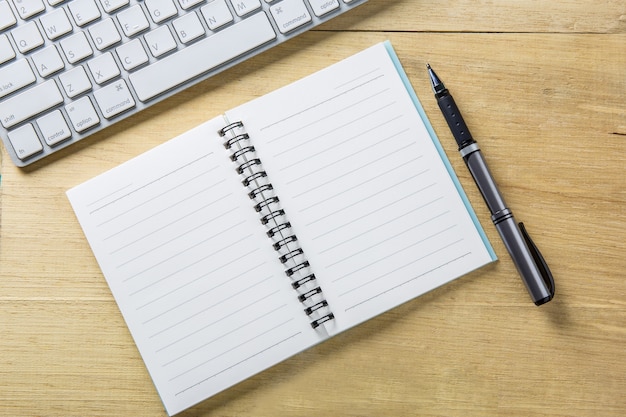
left=87, top=52, right=121, bottom=84
left=230, top=0, right=261, bottom=17
left=60, top=32, right=94, bottom=63
left=308, top=0, right=339, bottom=16
left=0, top=80, right=64, bottom=129
left=116, top=38, right=149, bottom=71
left=0, top=34, right=16, bottom=64
left=89, top=18, right=122, bottom=50
left=59, top=65, right=92, bottom=97
left=11, top=21, right=45, bottom=54
left=37, top=110, right=72, bottom=146
left=40, top=8, right=73, bottom=40
left=98, top=0, right=129, bottom=13
left=65, top=96, right=100, bottom=132
left=173, top=12, right=205, bottom=44
left=117, top=5, right=150, bottom=37
left=7, top=124, right=43, bottom=161
left=93, top=79, right=136, bottom=119
left=129, top=11, right=276, bottom=101
left=0, top=1, right=17, bottom=30
left=145, top=0, right=178, bottom=23
left=177, top=0, right=203, bottom=10
left=68, top=0, right=102, bottom=26
left=0, top=59, right=36, bottom=99
left=200, top=0, right=233, bottom=30
left=32, top=45, right=65, bottom=77
left=270, top=0, right=312, bottom=33
left=144, top=26, right=177, bottom=57
left=15, top=0, right=46, bottom=20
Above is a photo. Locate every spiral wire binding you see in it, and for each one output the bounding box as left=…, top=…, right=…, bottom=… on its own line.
left=219, top=121, right=334, bottom=329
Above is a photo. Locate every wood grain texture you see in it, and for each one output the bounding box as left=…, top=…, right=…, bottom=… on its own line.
left=1, top=0, right=624, bottom=416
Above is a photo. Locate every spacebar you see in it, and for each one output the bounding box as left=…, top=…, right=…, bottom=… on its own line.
left=129, top=12, right=276, bottom=102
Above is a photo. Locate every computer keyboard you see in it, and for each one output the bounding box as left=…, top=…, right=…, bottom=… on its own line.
left=0, top=0, right=367, bottom=167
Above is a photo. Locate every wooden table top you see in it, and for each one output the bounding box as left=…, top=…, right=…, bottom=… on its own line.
left=1, top=1, right=625, bottom=416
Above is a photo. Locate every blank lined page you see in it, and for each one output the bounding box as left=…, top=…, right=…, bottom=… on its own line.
left=225, top=42, right=494, bottom=332
left=67, top=117, right=322, bottom=415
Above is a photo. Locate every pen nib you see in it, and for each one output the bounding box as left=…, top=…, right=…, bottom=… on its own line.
left=426, top=64, right=446, bottom=95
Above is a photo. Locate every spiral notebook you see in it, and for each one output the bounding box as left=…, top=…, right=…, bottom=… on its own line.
left=67, top=42, right=495, bottom=416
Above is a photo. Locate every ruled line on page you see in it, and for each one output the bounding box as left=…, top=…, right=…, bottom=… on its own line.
left=269, top=88, right=391, bottom=152
left=170, top=318, right=296, bottom=381
left=333, top=68, right=381, bottom=90
left=304, top=172, right=429, bottom=228
left=95, top=166, right=220, bottom=228
left=343, top=252, right=473, bottom=312
left=285, top=139, right=416, bottom=187
left=148, top=275, right=273, bottom=339
left=137, top=261, right=266, bottom=311
left=114, top=208, right=238, bottom=268
left=298, top=159, right=423, bottom=212
left=125, top=232, right=252, bottom=288
left=291, top=139, right=416, bottom=200
left=333, top=225, right=459, bottom=284
left=89, top=152, right=213, bottom=215
left=141, top=265, right=270, bottom=325
left=86, top=182, right=134, bottom=208
left=104, top=184, right=230, bottom=244
left=272, top=101, right=397, bottom=159
left=324, top=213, right=455, bottom=269
left=262, top=73, right=386, bottom=135
left=107, top=191, right=233, bottom=253
left=154, top=288, right=280, bottom=353
left=312, top=187, right=440, bottom=242
left=174, top=331, right=303, bottom=395
left=318, top=208, right=448, bottom=255
left=161, top=301, right=287, bottom=367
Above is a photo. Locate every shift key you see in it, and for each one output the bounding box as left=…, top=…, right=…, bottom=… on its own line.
left=0, top=80, right=64, bottom=128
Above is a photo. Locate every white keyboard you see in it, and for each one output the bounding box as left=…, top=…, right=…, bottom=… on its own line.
left=0, top=0, right=366, bottom=167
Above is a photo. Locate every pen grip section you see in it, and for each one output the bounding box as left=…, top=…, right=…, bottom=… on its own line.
left=437, top=94, right=474, bottom=150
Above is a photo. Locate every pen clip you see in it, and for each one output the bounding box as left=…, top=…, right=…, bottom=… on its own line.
left=518, top=222, right=555, bottom=298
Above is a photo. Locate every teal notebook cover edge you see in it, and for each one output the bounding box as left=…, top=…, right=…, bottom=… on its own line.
left=383, top=41, right=497, bottom=261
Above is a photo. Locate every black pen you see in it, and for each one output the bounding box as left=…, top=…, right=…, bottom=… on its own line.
left=427, top=64, right=555, bottom=305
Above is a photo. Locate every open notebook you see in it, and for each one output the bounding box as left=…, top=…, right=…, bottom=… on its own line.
left=67, top=42, right=495, bottom=416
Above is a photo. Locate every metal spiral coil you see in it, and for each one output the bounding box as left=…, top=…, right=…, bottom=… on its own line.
left=220, top=120, right=335, bottom=329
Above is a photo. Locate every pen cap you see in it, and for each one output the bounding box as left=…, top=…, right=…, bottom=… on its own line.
left=494, top=216, right=554, bottom=305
